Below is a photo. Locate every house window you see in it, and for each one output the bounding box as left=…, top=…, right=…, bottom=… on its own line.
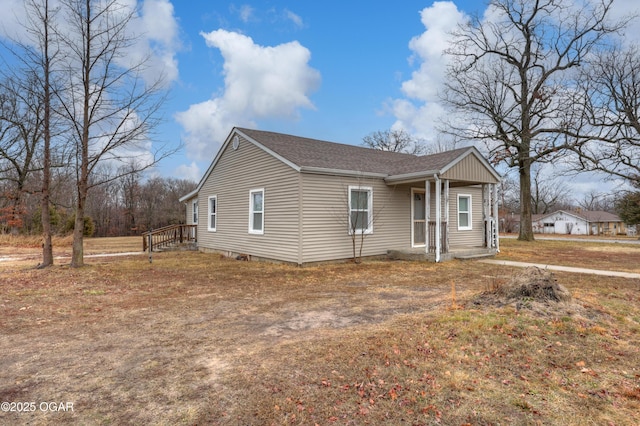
left=192, top=201, right=198, bottom=224
left=249, top=189, right=264, bottom=234
left=457, top=194, right=472, bottom=230
left=208, top=196, right=217, bottom=232
left=349, top=186, right=373, bottom=234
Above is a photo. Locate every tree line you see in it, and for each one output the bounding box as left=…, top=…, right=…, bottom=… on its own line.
left=0, top=170, right=194, bottom=237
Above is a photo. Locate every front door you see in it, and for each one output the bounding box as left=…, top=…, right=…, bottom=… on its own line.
left=412, top=190, right=426, bottom=247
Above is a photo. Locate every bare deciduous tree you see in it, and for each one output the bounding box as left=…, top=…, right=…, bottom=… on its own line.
left=0, top=73, right=44, bottom=235
left=442, top=0, right=628, bottom=241
left=18, top=0, right=61, bottom=267
left=577, top=189, right=614, bottom=212
left=574, top=45, right=640, bottom=185
left=362, top=129, right=427, bottom=155
left=55, top=0, right=172, bottom=267
left=530, top=166, right=571, bottom=214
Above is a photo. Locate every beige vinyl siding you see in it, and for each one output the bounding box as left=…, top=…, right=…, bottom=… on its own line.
left=441, top=154, right=499, bottom=183
left=197, top=136, right=301, bottom=263
left=448, top=185, right=485, bottom=248
left=184, top=197, right=197, bottom=225
left=300, top=174, right=410, bottom=263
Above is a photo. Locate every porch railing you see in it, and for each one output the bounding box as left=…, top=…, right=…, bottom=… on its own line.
left=484, top=218, right=499, bottom=249
left=427, top=221, right=448, bottom=253
left=142, top=224, right=197, bottom=252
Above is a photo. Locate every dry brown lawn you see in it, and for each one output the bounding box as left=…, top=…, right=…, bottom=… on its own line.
left=0, top=237, right=639, bottom=425
left=499, top=236, right=640, bottom=273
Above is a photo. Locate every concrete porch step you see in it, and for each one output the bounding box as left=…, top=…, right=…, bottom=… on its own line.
left=387, top=247, right=497, bottom=262
left=454, top=251, right=497, bottom=260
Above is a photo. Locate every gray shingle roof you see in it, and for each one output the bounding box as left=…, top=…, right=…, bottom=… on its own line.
left=237, top=127, right=474, bottom=176
left=179, top=127, right=500, bottom=203
left=577, top=210, right=621, bottom=222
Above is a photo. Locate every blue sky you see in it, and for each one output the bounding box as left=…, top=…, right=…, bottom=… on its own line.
left=166, top=0, right=480, bottom=181
left=1, top=0, right=638, bottom=196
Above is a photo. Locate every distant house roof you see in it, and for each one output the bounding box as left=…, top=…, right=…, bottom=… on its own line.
left=576, top=210, right=622, bottom=222
left=180, top=127, right=501, bottom=202
left=533, top=210, right=622, bottom=223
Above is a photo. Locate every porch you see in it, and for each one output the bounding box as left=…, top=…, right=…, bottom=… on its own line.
left=394, top=176, right=499, bottom=262
left=388, top=218, right=499, bottom=262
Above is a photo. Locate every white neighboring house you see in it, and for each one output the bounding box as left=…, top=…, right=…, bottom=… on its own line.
left=532, top=210, right=627, bottom=236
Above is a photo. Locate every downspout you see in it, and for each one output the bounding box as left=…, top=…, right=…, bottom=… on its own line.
left=434, top=174, right=441, bottom=263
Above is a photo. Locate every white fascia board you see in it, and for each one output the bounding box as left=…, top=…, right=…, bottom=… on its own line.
left=179, top=129, right=240, bottom=202
left=178, top=127, right=304, bottom=203
left=178, top=189, right=198, bottom=203
left=439, top=147, right=502, bottom=182
left=235, top=129, right=302, bottom=172
left=385, top=170, right=439, bottom=184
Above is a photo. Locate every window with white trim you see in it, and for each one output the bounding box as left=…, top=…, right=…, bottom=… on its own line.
left=208, top=196, right=217, bottom=232
left=192, top=200, right=198, bottom=224
left=457, top=194, right=472, bottom=230
left=249, top=189, right=264, bottom=234
left=348, top=186, right=373, bottom=234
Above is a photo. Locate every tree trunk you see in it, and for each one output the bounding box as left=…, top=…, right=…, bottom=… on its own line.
left=70, top=0, right=91, bottom=268
left=518, top=159, right=535, bottom=241
left=9, top=197, right=22, bottom=235
left=40, top=198, right=53, bottom=267
left=40, top=0, right=54, bottom=268
left=70, top=200, right=85, bottom=267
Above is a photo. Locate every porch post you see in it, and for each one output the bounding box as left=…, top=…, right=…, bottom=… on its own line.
left=434, top=175, right=441, bottom=262
left=443, top=179, right=449, bottom=254
left=493, top=183, right=500, bottom=251
left=483, top=184, right=491, bottom=249
left=425, top=179, right=430, bottom=255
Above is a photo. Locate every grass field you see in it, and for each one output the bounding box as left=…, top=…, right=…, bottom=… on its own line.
left=0, top=237, right=639, bottom=425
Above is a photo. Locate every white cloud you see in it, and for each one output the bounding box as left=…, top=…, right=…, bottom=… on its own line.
left=607, top=0, right=640, bottom=39
left=139, top=0, right=181, bottom=84
left=174, top=161, right=201, bottom=182
left=0, top=0, right=30, bottom=42
left=237, top=5, right=254, bottom=23
left=175, top=30, right=320, bottom=160
left=0, top=0, right=180, bottom=86
left=285, top=9, right=304, bottom=28
left=391, top=1, right=466, bottom=141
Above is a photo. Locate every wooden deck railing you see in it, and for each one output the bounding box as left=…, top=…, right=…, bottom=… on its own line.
left=427, top=221, right=448, bottom=254
left=142, top=224, right=197, bottom=252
